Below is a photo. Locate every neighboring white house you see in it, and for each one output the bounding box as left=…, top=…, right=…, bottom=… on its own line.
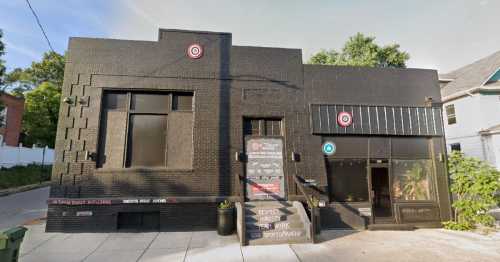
left=440, top=51, right=500, bottom=170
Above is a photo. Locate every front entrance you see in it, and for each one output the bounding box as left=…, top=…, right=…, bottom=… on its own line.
left=370, top=167, right=393, bottom=222
left=243, top=118, right=285, bottom=201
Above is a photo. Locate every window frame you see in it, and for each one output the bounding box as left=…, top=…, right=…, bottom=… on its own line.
left=445, top=104, right=456, bottom=125
left=97, top=90, right=193, bottom=169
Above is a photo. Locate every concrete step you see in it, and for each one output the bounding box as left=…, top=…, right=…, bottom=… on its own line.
left=245, top=201, right=293, bottom=209
left=245, top=220, right=304, bottom=231
left=245, top=207, right=297, bottom=216
left=247, top=228, right=306, bottom=240
left=246, top=229, right=309, bottom=245
left=245, top=214, right=301, bottom=223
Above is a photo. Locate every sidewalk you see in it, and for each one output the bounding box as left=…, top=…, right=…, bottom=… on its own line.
left=18, top=223, right=500, bottom=262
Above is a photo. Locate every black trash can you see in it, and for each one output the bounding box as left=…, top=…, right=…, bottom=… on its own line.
left=217, top=207, right=235, bottom=236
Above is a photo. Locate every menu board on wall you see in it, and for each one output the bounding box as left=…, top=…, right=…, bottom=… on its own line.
left=245, top=138, right=285, bottom=200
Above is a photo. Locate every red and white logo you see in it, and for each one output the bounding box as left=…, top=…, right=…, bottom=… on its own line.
left=337, top=111, right=353, bottom=127
left=187, top=44, right=203, bottom=59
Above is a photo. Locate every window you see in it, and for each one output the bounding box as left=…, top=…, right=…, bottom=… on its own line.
left=97, top=91, right=193, bottom=169
left=243, top=118, right=282, bottom=136
left=0, top=107, right=7, bottom=127
left=450, top=143, right=461, bottom=152
left=325, top=159, right=369, bottom=202
left=392, top=160, right=433, bottom=201
left=445, top=104, right=456, bottom=125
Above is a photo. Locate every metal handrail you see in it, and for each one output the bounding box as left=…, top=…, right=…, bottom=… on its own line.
left=293, top=174, right=317, bottom=243
left=237, top=174, right=246, bottom=245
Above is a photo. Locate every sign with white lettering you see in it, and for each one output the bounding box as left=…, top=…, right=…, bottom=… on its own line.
left=358, top=207, right=372, bottom=217
left=246, top=138, right=285, bottom=200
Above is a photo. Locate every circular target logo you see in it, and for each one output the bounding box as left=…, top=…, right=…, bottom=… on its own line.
left=322, top=142, right=336, bottom=155
left=187, top=44, right=203, bottom=59
left=337, top=111, right=353, bottom=127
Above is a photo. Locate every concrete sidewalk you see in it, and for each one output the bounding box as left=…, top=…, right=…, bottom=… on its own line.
left=18, top=223, right=500, bottom=262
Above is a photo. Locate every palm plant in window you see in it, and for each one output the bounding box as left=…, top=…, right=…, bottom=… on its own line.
left=400, top=161, right=431, bottom=200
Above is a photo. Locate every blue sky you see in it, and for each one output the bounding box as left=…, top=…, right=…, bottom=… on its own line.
left=1, top=0, right=499, bottom=73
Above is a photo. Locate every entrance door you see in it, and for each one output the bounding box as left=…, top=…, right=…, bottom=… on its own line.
left=243, top=118, right=285, bottom=201
left=245, top=137, right=285, bottom=200
left=370, top=167, right=393, bottom=222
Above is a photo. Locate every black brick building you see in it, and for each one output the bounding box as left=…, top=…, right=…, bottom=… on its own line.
left=47, top=29, right=452, bottom=238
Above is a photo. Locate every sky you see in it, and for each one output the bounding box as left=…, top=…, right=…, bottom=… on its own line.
left=1, top=0, right=499, bottom=73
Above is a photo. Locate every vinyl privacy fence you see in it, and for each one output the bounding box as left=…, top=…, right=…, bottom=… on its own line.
left=0, top=144, right=54, bottom=168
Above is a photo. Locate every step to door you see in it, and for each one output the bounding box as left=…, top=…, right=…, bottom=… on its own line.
left=245, top=207, right=297, bottom=216
left=245, top=214, right=302, bottom=223
left=246, top=220, right=304, bottom=231
left=243, top=201, right=311, bottom=245
left=247, top=229, right=309, bottom=245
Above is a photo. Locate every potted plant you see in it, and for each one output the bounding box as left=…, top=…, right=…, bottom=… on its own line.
left=217, top=200, right=235, bottom=236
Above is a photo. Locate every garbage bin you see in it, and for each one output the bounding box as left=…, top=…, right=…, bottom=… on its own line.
left=0, top=226, right=28, bottom=262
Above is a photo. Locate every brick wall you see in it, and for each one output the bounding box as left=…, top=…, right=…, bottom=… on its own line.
left=0, top=93, right=24, bottom=146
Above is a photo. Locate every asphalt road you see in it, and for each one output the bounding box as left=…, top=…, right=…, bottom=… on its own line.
left=0, top=186, right=49, bottom=231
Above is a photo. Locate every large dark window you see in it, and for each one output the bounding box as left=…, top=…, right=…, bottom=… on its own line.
left=326, top=159, right=369, bottom=202
left=98, top=91, right=193, bottom=169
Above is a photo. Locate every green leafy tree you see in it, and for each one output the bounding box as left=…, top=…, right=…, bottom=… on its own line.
left=0, top=29, right=6, bottom=87
left=5, top=51, right=65, bottom=96
left=0, top=29, right=6, bottom=125
left=443, top=151, right=500, bottom=230
left=308, top=33, right=410, bottom=68
left=22, top=82, right=61, bottom=147
left=4, top=51, right=65, bottom=147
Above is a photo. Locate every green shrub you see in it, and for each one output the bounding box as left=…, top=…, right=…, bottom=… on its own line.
left=218, top=200, right=233, bottom=209
left=0, top=164, right=52, bottom=189
left=443, top=151, right=500, bottom=230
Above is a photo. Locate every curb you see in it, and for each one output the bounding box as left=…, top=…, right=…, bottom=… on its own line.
left=0, top=181, right=52, bottom=197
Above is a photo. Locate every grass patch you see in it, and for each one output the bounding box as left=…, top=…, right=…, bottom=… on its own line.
left=0, top=164, right=52, bottom=190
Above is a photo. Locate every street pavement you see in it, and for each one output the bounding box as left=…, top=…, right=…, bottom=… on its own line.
left=18, top=223, right=500, bottom=262
left=0, top=186, right=49, bottom=230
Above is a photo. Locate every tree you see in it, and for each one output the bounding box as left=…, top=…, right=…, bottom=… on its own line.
left=4, top=51, right=65, bottom=147
left=22, top=82, right=61, bottom=147
left=0, top=29, right=6, bottom=87
left=0, top=29, right=6, bottom=125
left=4, top=51, right=65, bottom=96
left=443, top=151, right=500, bottom=230
left=308, top=33, right=410, bottom=68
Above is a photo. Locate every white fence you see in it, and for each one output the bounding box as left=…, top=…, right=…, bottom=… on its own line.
left=0, top=144, right=54, bottom=168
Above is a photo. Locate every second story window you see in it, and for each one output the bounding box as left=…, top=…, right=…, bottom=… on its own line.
left=445, top=104, right=456, bottom=125
left=0, top=107, right=7, bottom=127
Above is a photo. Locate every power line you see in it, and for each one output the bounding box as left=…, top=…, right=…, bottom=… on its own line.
left=25, top=0, right=55, bottom=52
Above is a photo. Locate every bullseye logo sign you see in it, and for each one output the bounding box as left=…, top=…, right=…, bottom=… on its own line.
left=337, top=111, right=353, bottom=127
left=187, top=43, right=203, bottom=59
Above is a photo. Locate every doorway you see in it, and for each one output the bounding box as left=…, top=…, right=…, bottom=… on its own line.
left=370, top=167, right=393, bottom=222
left=243, top=118, right=285, bottom=201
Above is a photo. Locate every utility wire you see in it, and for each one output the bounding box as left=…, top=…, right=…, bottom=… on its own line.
left=25, top=0, right=55, bottom=52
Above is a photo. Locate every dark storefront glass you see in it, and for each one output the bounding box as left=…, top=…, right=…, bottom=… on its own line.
left=326, top=159, right=369, bottom=202
left=392, top=159, right=433, bottom=201
left=126, top=115, right=168, bottom=167
left=97, top=91, right=193, bottom=169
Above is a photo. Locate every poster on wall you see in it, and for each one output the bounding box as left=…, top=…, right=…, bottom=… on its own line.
left=245, top=138, right=285, bottom=200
